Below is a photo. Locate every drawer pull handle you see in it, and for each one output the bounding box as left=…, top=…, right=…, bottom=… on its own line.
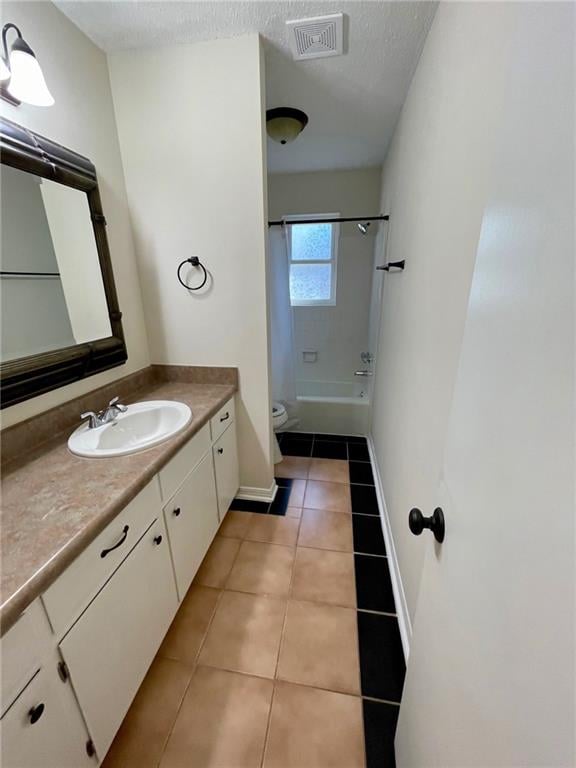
left=28, top=703, right=45, bottom=724
left=173, top=507, right=181, bottom=517
left=219, top=412, right=230, bottom=422
left=100, top=525, right=129, bottom=558
left=217, top=448, right=224, bottom=454
left=154, top=535, right=163, bottom=546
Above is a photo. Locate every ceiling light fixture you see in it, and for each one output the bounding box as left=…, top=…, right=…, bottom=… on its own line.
left=1, top=23, right=54, bottom=107
left=266, top=107, right=308, bottom=145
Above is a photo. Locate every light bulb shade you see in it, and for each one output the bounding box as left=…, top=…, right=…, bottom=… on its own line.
left=266, top=107, right=308, bottom=145
left=0, top=57, right=9, bottom=82
left=7, top=39, right=54, bottom=106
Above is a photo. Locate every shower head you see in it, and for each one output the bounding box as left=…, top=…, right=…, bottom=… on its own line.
left=357, top=222, right=371, bottom=234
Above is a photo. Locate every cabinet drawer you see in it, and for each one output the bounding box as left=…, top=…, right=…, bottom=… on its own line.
left=159, top=423, right=210, bottom=501
left=60, top=517, right=178, bottom=759
left=210, top=397, right=235, bottom=443
left=213, top=420, right=239, bottom=521
left=42, top=480, right=161, bottom=638
left=1, top=601, right=51, bottom=717
left=1, top=664, right=93, bottom=768
left=164, top=451, right=219, bottom=600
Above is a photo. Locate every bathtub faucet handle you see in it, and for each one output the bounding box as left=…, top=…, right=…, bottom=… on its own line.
left=354, top=370, right=373, bottom=377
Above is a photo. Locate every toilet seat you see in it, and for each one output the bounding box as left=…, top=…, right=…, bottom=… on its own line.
left=272, top=401, right=288, bottom=430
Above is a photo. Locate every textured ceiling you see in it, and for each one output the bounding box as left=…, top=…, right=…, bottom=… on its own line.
left=55, top=1, right=437, bottom=172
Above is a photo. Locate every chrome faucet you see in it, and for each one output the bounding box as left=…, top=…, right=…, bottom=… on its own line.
left=81, top=396, right=128, bottom=429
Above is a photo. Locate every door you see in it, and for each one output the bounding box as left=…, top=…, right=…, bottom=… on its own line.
left=164, top=451, right=219, bottom=599
left=213, top=421, right=239, bottom=521
left=60, top=518, right=178, bottom=759
left=396, top=5, right=574, bottom=766
left=1, top=664, right=94, bottom=768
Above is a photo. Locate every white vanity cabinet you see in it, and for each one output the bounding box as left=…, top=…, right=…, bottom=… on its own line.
left=213, top=419, right=239, bottom=521
left=2, top=395, right=239, bottom=768
left=163, top=451, right=219, bottom=599
left=1, top=662, right=94, bottom=768
left=59, top=517, right=177, bottom=758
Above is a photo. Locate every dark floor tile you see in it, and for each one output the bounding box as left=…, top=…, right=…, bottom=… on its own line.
left=314, top=433, right=351, bottom=442
left=275, top=477, right=293, bottom=489
left=358, top=613, right=405, bottom=701
left=347, top=435, right=368, bottom=444
left=282, top=439, right=313, bottom=457
left=349, top=461, right=375, bottom=485
left=348, top=442, right=370, bottom=462
left=269, top=486, right=291, bottom=516
left=352, top=515, right=386, bottom=556
left=229, top=498, right=270, bottom=514
left=355, top=555, right=395, bottom=613
left=351, top=485, right=379, bottom=516
left=312, top=440, right=348, bottom=460
left=363, top=699, right=399, bottom=768
left=282, top=431, right=314, bottom=441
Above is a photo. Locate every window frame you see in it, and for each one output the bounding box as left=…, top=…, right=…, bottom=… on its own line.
left=286, top=213, right=339, bottom=307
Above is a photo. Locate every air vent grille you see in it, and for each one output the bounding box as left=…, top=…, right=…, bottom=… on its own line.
left=286, top=13, right=344, bottom=61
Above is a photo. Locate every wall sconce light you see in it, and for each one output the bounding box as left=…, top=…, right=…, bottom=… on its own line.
left=1, top=23, right=54, bottom=107
left=266, top=107, right=308, bottom=145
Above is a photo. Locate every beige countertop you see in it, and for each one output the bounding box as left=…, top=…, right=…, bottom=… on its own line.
left=1, top=378, right=236, bottom=634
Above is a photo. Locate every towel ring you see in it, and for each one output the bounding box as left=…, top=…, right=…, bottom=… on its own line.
left=177, top=256, right=208, bottom=291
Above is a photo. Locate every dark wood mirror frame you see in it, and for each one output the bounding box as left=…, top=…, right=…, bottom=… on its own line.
left=0, top=117, right=127, bottom=409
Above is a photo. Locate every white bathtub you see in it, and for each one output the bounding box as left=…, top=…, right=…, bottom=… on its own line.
left=295, top=380, right=370, bottom=435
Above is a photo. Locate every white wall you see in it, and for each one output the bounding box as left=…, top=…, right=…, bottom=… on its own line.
left=0, top=0, right=150, bottom=428
left=370, top=1, right=518, bottom=621
left=268, top=169, right=381, bottom=390
left=109, top=35, right=273, bottom=494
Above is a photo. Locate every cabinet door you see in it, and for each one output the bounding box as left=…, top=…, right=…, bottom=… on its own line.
left=164, top=451, right=219, bottom=599
left=213, top=421, right=239, bottom=521
left=59, top=518, right=178, bottom=760
left=1, top=664, right=93, bottom=768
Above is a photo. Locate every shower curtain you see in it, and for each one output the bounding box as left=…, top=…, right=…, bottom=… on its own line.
left=268, top=226, right=298, bottom=419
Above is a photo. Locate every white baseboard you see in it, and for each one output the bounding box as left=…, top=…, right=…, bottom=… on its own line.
left=236, top=482, right=278, bottom=503
left=367, top=435, right=412, bottom=662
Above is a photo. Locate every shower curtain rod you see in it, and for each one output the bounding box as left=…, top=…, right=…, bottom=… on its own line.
left=267, top=214, right=389, bottom=226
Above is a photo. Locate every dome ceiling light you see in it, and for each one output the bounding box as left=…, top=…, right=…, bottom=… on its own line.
left=266, top=107, right=309, bottom=145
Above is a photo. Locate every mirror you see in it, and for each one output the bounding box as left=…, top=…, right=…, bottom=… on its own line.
left=1, top=166, right=112, bottom=361
left=0, top=117, right=127, bottom=408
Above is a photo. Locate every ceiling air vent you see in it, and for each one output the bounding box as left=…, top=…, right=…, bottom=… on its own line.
left=286, top=13, right=344, bottom=61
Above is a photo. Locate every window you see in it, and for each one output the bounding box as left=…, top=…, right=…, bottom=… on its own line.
left=287, top=215, right=339, bottom=306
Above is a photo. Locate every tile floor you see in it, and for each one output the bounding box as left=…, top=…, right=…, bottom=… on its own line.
left=103, top=433, right=405, bottom=768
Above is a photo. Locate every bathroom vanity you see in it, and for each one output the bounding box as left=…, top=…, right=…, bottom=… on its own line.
left=0, top=389, right=239, bottom=766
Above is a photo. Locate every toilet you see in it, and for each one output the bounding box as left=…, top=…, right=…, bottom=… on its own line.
left=272, top=401, right=289, bottom=464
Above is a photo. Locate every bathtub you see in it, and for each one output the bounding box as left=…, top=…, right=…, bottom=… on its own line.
left=295, top=379, right=370, bottom=435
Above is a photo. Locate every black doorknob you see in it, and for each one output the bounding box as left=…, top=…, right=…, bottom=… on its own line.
left=409, top=507, right=445, bottom=543
left=28, top=703, right=45, bottom=724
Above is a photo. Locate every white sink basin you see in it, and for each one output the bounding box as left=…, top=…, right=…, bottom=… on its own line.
left=68, top=400, right=192, bottom=458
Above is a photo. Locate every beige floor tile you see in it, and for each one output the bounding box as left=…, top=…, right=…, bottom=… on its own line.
left=246, top=514, right=300, bottom=547
left=158, top=585, right=221, bottom=665
left=263, top=681, right=365, bottom=768
left=298, top=508, right=353, bottom=552
left=286, top=506, right=302, bottom=519
left=308, top=459, right=350, bottom=485
left=218, top=510, right=253, bottom=539
left=304, top=480, right=352, bottom=513
left=291, top=547, right=356, bottom=608
left=194, top=537, right=241, bottom=588
left=103, top=657, right=193, bottom=768
left=226, top=541, right=295, bottom=597
left=277, top=600, right=360, bottom=694
left=198, top=591, right=286, bottom=678
left=160, top=666, right=273, bottom=768
left=287, top=479, right=306, bottom=506
left=274, top=456, right=310, bottom=479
